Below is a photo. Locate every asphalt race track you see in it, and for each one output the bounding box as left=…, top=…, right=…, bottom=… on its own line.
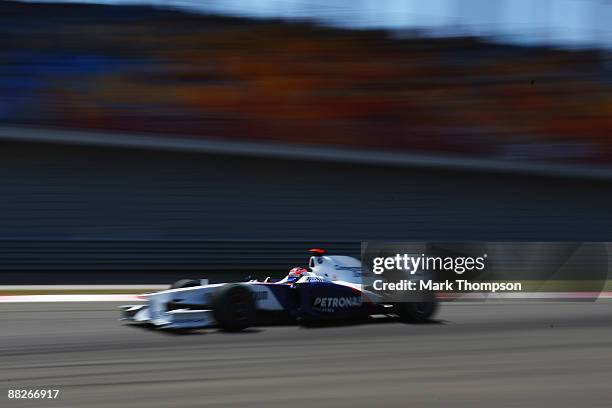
left=1, top=302, right=611, bottom=407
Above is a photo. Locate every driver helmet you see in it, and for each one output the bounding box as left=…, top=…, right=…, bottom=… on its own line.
left=287, top=266, right=308, bottom=282
left=288, top=267, right=308, bottom=279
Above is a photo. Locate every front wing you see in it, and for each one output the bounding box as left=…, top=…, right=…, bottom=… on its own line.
left=120, top=304, right=218, bottom=330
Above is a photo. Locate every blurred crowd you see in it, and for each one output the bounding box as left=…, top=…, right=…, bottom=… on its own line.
left=1, top=2, right=611, bottom=164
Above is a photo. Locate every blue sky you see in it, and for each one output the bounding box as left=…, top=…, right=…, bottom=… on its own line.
left=25, top=0, right=612, bottom=49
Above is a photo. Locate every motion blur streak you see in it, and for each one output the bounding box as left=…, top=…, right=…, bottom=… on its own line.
left=1, top=302, right=611, bottom=407
left=2, top=1, right=612, bottom=166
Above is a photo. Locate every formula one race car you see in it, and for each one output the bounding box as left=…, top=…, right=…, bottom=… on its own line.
left=120, top=249, right=438, bottom=331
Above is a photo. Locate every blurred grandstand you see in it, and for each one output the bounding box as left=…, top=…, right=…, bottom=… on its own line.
left=1, top=1, right=611, bottom=166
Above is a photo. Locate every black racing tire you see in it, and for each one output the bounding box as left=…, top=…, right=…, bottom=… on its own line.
left=211, top=284, right=256, bottom=332
left=169, top=279, right=200, bottom=289
left=395, top=301, right=438, bottom=323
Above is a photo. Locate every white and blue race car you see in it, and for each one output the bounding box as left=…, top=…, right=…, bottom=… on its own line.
left=120, top=249, right=438, bottom=331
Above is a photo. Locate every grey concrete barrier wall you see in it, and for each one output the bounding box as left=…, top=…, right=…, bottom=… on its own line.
left=0, top=138, right=611, bottom=276
left=0, top=240, right=359, bottom=271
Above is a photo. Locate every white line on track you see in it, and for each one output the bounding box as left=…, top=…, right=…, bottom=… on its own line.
left=0, top=285, right=166, bottom=290
left=439, top=291, right=612, bottom=299
left=0, top=294, right=144, bottom=303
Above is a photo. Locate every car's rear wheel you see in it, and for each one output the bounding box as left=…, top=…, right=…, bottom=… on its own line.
left=211, top=284, right=256, bottom=331
left=395, top=301, right=438, bottom=323
left=169, top=279, right=200, bottom=289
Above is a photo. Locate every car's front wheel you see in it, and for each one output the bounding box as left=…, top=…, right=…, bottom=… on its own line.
left=211, top=284, right=256, bottom=331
